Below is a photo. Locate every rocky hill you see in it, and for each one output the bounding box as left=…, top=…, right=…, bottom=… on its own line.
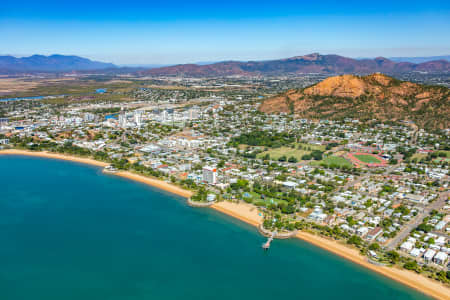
left=259, top=74, right=450, bottom=130
left=141, top=53, right=450, bottom=77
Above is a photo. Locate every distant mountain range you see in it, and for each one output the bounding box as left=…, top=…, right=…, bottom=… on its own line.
left=389, top=55, right=450, bottom=64
left=0, top=55, right=116, bottom=73
left=140, top=53, right=450, bottom=77
left=119, top=64, right=171, bottom=68
left=1, top=53, right=449, bottom=76
left=259, top=73, right=449, bottom=130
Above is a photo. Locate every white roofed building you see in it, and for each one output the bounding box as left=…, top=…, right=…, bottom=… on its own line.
left=423, top=249, right=436, bottom=262
left=433, top=252, right=448, bottom=265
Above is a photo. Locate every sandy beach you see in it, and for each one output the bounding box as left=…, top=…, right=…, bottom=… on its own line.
left=0, top=149, right=109, bottom=167
left=211, top=201, right=263, bottom=227
left=114, top=171, right=193, bottom=198
left=213, top=201, right=450, bottom=300
left=295, top=232, right=450, bottom=300
left=1, top=149, right=449, bottom=299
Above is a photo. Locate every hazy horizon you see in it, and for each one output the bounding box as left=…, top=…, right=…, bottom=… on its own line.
left=1, top=0, right=450, bottom=64
left=1, top=53, right=450, bottom=67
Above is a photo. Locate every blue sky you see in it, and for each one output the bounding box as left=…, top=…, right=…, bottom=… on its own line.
left=1, top=0, right=449, bottom=64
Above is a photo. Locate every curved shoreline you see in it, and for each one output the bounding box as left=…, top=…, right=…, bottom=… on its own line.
left=0, top=149, right=193, bottom=198
left=187, top=198, right=215, bottom=207
left=258, top=224, right=297, bottom=239
left=212, top=202, right=449, bottom=300
left=295, top=231, right=449, bottom=300
left=1, top=149, right=449, bottom=300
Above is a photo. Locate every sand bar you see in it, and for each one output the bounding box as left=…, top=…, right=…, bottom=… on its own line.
left=1, top=149, right=449, bottom=299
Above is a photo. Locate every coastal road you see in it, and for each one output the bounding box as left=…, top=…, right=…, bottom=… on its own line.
left=386, top=191, right=449, bottom=250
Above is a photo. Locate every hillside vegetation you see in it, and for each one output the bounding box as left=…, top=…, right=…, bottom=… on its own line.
left=259, top=74, right=450, bottom=130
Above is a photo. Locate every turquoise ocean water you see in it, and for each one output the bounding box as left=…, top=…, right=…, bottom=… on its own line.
left=0, top=155, right=432, bottom=300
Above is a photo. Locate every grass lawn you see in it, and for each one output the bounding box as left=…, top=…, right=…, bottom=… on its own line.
left=323, top=156, right=353, bottom=167
left=257, top=146, right=309, bottom=161
left=295, top=142, right=326, bottom=151
left=411, top=153, right=427, bottom=160
left=311, top=155, right=353, bottom=168
left=242, top=191, right=262, bottom=200
left=353, top=154, right=382, bottom=164
left=259, top=198, right=288, bottom=206
left=242, top=191, right=288, bottom=206
left=412, top=151, right=449, bottom=162
left=257, top=143, right=325, bottom=161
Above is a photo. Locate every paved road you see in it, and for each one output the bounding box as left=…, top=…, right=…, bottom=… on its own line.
left=431, top=230, right=450, bottom=239
left=409, top=124, right=419, bottom=146
left=386, top=191, right=449, bottom=250
left=343, top=164, right=397, bottom=190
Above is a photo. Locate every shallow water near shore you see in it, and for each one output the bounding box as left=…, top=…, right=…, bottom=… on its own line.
left=0, top=155, right=432, bottom=300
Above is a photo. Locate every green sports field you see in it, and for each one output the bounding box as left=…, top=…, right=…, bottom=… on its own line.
left=324, top=156, right=354, bottom=167
left=353, top=154, right=382, bottom=164
left=256, top=143, right=325, bottom=161
left=310, top=155, right=353, bottom=168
